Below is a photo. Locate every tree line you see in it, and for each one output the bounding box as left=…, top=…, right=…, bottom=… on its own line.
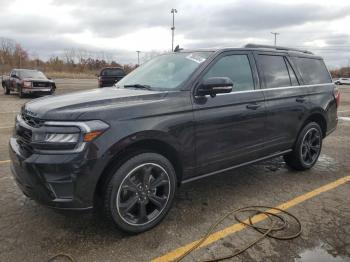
left=330, top=67, right=350, bottom=78
left=0, top=37, right=138, bottom=76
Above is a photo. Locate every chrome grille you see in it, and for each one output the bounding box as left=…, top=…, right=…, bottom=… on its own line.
left=21, top=113, right=45, bottom=128
left=33, top=82, right=51, bottom=88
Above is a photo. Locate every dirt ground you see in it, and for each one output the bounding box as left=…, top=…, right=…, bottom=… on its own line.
left=0, top=80, right=349, bottom=262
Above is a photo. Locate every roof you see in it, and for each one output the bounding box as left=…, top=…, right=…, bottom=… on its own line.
left=178, top=44, right=321, bottom=59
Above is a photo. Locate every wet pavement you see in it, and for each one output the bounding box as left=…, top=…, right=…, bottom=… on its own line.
left=0, top=80, right=349, bottom=262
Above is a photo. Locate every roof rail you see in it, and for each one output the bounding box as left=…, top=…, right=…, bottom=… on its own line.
left=244, top=43, right=313, bottom=55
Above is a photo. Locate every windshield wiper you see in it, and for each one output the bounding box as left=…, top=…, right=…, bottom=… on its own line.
left=124, top=84, right=152, bottom=90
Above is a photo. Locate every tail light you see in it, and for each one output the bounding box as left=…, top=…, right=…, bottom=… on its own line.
left=334, top=88, right=340, bottom=108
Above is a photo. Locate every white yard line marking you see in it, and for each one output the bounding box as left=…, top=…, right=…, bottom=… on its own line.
left=338, top=109, right=350, bottom=113
left=339, top=117, right=350, bottom=121
left=0, top=126, right=13, bottom=129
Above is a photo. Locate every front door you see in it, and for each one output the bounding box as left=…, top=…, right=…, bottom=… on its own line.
left=192, top=51, right=267, bottom=176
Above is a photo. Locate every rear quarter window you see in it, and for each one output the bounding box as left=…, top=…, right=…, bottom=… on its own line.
left=295, top=57, right=331, bottom=85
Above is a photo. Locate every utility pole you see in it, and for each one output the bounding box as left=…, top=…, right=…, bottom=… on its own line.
left=271, top=32, right=280, bottom=46
left=136, top=51, right=141, bottom=65
left=171, top=8, right=177, bottom=52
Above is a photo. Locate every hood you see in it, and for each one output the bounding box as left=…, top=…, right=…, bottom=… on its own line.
left=22, top=78, right=54, bottom=82
left=23, top=88, right=166, bottom=120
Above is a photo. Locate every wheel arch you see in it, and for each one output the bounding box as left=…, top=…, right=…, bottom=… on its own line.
left=301, top=112, right=327, bottom=138
left=94, top=135, right=184, bottom=203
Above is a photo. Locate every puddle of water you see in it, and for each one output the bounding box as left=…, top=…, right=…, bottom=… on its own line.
left=316, top=154, right=338, bottom=171
left=295, top=245, right=349, bottom=262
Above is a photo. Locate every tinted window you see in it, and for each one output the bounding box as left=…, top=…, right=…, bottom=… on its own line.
left=204, top=55, right=254, bottom=91
left=258, top=55, right=290, bottom=88
left=295, top=57, right=331, bottom=84
left=101, top=68, right=125, bottom=76
left=285, top=59, right=299, bottom=86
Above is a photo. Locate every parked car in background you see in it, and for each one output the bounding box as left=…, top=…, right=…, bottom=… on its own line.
left=334, top=78, right=350, bottom=85
left=97, top=67, right=126, bottom=88
left=2, top=69, right=56, bottom=98
left=10, top=44, right=338, bottom=233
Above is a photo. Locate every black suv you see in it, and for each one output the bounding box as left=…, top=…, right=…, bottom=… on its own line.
left=97, top=67, right=126, bottom=88
left=10, top=44, right=338, bottom=233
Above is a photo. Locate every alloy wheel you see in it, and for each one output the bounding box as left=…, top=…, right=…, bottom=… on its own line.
left=300, top=127, right=321, bottom=165
left=116, top=163, right=171, bottom=226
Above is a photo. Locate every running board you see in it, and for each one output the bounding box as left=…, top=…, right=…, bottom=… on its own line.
left=181, top=149, right=292, bottom=184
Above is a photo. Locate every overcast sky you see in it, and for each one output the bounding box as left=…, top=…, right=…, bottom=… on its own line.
left=1, top=0, right=350, bottom=68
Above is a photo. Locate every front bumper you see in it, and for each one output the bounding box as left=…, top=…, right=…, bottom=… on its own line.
left=22, top=88, right=53, bottom=94
left=9, top=137, right=100, bottom=210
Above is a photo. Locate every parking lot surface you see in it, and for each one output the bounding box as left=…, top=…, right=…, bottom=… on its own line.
left=0, top=80, right=349, bottom=262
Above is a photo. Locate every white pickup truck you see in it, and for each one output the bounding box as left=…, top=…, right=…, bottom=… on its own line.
left=334, top=78, right=350, bottom=85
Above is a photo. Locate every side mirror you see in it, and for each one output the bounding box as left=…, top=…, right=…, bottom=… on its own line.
left=197, top=77, right=233, bottom=97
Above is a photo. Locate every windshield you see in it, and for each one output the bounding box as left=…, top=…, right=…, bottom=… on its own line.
left=20, top=70, right=47, bottom=79
left=116, top=52, right=212, bottom=90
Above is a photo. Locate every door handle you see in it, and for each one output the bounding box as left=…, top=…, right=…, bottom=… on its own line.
left=296, top=97, right=306, bottom=103
left=246, top=103, right=261, bottom=110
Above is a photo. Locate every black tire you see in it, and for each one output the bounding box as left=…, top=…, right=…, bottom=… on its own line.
left=18, top=87, right=24, bottom=98
left=284, top=122, right=322, bottom=171
left=103, top=152, right=177, bottom=233
left=4, top=85, right=10, bottom=95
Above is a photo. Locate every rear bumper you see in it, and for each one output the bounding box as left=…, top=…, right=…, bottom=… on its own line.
left=9, top=137, right=100, bottom=210
left=99, top=77, right=123, bottom=87
left=326, top=118, right=337, bottom=136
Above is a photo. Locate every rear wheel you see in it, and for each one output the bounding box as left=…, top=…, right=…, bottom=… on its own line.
left=284, top=122, right=322, bottom=170
left=103, top=152, right=176, bottom=233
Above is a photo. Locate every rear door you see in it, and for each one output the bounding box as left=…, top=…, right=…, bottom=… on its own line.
left=254, top=52, right=308, bottom=153
left=193, top=51, right=267, bottom=176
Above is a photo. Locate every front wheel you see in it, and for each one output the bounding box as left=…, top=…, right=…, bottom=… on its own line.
left=284, top=122, right=322, bottom=170
left=18, top=87, right=24, bottom=98
left=4, top=85, right=10, bottom=95
left=103, top=152, right=177, bottom=233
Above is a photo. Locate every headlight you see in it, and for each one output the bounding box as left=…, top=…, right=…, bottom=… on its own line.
left=30, top=120, right=109, bottom=151
left=23, top=81, right=32, bottom=88
left=45, top=133, right=79, bottom=143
